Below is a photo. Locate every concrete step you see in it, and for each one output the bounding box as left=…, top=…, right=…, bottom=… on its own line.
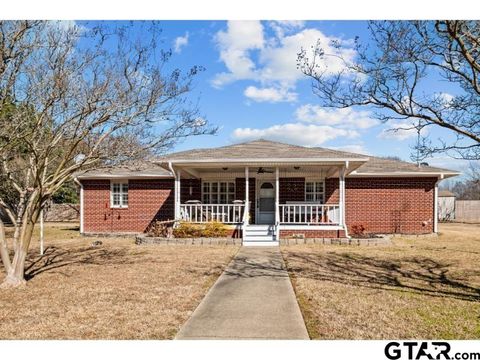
left=243, top=235, right=276, bottom=241
left=244, top=229, right=274, bottom=235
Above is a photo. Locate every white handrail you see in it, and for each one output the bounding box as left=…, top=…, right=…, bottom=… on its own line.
left=180, top=203, right=245, bottom=224
left=279, top=203, right=340, bottom=225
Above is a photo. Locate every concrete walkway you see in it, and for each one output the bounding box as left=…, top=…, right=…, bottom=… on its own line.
left=176, top=247, right=309, bottom=339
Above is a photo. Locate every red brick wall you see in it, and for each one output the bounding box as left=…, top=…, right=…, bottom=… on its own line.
left=279, top=177, right=305, bottom=203
left=82, top=179, right=174, bottom=233
left=180, top=179, right=202, bottom=202
left=82, top=176, right=436, bottom=235
left=325, top=177, right=436, bottom=234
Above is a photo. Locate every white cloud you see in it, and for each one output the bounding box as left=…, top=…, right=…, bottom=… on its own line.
left=258, top=28, right=355, bottom=85
left=212, top=21, right=356, bottom=97
left=268, top=21, right=306, bottom=38
left=173, top=32, right=189, bottom=53
left=212, top=21, right=264, bottom=87
left=378, top=119, right=428, bottom=141
left=232, top=123, right=358, bottom=147
left=295, top=105, right=378, bottom=129
left=244, top=85, right=297, bottom=103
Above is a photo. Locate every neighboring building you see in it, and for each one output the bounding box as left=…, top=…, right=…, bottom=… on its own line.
left=75, top=139, right=459, bottom=245
left=438, top=190, right=456, bottom=221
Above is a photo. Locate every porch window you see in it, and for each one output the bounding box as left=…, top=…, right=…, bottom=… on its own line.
left=202, top=181, right=235, bottom=204
left=111, top=181, right=128, bottom=208
left=305, top=181, right=325, bottom=203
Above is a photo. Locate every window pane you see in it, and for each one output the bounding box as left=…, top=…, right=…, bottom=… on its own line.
left=113, top=194, right=120, bottom=205
left=203, top=194, right=209, bottom=203
left=122, top=193, right=128, bottom=206
left=228, top=182, right=235, bottom=193
left=211, top=182, right=218, bottom=192
left=306, top=182, right=314, bottom=193
left=220, top=182, right=227, bottom=193
left=113, top=183, right=120, bottom=193
left=315, top=182, right=323, bottom=192
left=211, top=194, right=218, bottom=204
left=220, top=194, right=227, bottom=203
left=306, top=194, right=314, bottom=202
left=122, top=183, right=129, bottom=193
left=228, top=194, right=234, bottom=203
left=203, top=182, right=210, bottom=193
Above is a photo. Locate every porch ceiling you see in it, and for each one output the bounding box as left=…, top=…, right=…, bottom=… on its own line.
left=169, top=163, right=362, bottom=179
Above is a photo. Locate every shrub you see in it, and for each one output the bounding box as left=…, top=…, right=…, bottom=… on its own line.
left=202, top=221, right=228, bottom=237
left=172, top=221, right=228, bottom=238
left=351, top=224, right=366, bottom=238
left=146, top=220, right=174, bottom=238
left=172, top=222, right=202, bottom=238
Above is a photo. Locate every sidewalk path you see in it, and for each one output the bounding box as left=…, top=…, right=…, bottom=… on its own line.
left=175, top=246, right=309, bottom=339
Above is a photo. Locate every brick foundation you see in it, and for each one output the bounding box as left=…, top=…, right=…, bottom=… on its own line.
left=279, top=229, right=346, bottom=239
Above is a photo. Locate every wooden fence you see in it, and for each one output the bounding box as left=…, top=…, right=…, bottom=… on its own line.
left=454, top=200, right=480, bottom=222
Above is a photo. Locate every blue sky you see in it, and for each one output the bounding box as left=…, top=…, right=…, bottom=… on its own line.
left=84, top=20, right=475, bottom=174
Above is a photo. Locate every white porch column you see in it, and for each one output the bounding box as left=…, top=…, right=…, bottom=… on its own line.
left=339, top=166, right=346, bottom=227
left=174, top=169, right=181, bottom=220
left=177, top=170, right=182, bottom=220
left=245, top=167, right=249, bottom=225
left=275, top=167, right=280, bottom=224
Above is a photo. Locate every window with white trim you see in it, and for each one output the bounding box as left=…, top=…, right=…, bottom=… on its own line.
left=111, top=181, right=128, bottom=208
left=305, top=181, right=325, bottom=203
left=202, top=181, right=235, bottom=204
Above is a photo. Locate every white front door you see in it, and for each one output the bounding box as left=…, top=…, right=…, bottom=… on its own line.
left=257, top=181, right=275, bottom=224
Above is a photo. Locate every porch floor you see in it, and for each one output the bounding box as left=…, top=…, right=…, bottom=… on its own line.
left=175, top=246, right=309, bottom=339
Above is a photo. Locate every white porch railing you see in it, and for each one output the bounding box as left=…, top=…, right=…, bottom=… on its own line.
left=279, top=203, right=340, bottom=225
left=180, top=203, right=245, bottom=224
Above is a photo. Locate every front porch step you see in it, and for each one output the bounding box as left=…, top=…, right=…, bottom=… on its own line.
left=242, top=224, right=277, bottom=244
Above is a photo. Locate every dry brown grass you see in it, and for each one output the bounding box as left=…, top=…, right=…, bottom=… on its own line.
left=281, top=223, right=480, bottom=339
left=0, top=223, right=239, bottom=339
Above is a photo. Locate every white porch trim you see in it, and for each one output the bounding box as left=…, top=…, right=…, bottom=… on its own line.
left=278, top=225, right=344, bottom=230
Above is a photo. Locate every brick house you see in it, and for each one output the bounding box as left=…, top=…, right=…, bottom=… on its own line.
left=76, top=139, right=459, bottom=245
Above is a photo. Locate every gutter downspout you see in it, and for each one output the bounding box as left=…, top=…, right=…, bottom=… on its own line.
left=434, top=173, right=444, bottom=233
left=342, top=162, right=350, bottom=239
left=73, top=178, right=84, bottom=234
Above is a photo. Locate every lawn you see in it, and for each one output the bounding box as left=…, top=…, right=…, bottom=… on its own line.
left=282, top=222, right=480, bottom=339
left=0, top=223, right=239, bottom=339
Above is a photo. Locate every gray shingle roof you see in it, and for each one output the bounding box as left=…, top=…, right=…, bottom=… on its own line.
left=75, top=161, right=172, bottom=179
left=77, top=140, right=460, bottom=178
left=159, top=139, right=368, bottom=161
left=354, top=156, right=459, bottom=175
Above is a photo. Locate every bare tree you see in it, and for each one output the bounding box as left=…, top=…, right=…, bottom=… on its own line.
left=0, top=21, right=215, bottom=288
left=298, top=20, right=480, bottom=160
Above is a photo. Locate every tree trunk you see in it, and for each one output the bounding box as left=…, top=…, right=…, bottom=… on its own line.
left=0, top=206, right=38, bottom=289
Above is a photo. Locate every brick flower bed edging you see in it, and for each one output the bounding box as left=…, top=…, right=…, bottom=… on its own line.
left=280, top=236, right=392, bottom=246
left=135, top=234, right=241, bottom=246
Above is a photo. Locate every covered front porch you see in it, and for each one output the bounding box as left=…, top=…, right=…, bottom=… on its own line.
left=167, top=161, right=356, bottom=243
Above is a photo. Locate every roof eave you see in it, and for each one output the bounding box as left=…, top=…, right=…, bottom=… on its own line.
left=75, top=173, right=174, bottom=180
left=157, top=157, right=370, bottom=164
left=348, top=171, right=460, bottom=178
